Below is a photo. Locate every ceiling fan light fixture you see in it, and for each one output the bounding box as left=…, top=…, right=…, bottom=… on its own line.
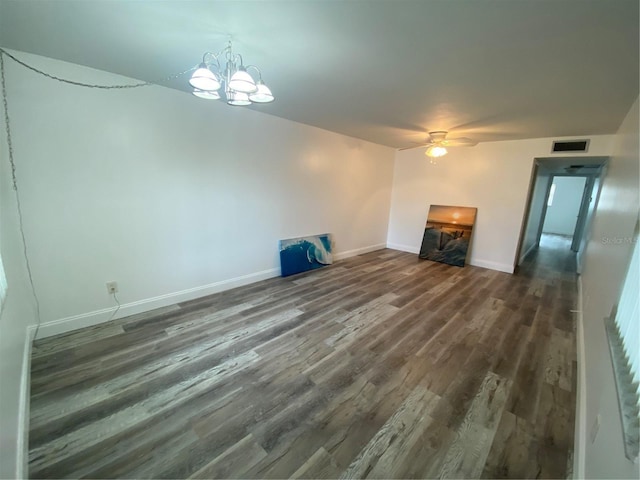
left=425, top=145, right=448, bottom=158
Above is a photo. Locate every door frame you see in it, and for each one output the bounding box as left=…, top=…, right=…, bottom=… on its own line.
left=514, top=156, right=608, bottom=271
left=571, top=175, right=596, bottom=252
left=542, top=173, right=593, bottom=251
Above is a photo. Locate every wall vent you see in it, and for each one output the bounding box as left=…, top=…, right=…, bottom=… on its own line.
left=551, top=139, right=590, bottom=153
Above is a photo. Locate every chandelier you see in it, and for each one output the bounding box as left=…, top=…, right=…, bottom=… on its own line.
left=189, top=40, right=274, bottom=106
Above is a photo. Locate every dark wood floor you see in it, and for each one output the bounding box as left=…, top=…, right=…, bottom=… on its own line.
left=29, top=234, right=578, bottom=479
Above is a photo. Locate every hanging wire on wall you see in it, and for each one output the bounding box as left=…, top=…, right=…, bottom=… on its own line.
left=0, top=48, right=198, bottom=336
left=0, top=51, right=43, bottom=338
left=0, top=47, right=197, bottom=90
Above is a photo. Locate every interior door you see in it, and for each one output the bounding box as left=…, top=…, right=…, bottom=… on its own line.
left=572, top=176, right=595, bottom=252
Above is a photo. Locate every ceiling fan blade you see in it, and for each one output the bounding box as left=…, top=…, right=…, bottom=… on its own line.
left=442, top=137, right=478, bottom=147
left=398, top=142, right=435, bottom=151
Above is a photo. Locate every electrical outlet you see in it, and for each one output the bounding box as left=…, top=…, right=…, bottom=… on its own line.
left=106, top=281, right=118, bottom=294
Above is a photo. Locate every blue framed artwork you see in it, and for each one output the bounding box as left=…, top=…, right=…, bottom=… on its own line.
left=419, top=205, right=477, bottom=267
left=279, top=233, right=333, bottom=277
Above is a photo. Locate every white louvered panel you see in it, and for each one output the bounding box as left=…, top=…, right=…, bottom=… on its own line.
left=615, top=238, right=639, bottom=390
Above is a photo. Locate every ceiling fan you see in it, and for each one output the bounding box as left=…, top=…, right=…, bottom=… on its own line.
left=400, top=131, right=478, bottom=158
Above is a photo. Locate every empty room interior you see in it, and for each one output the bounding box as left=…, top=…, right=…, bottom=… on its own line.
left=1, top=1, right=639, bottom=479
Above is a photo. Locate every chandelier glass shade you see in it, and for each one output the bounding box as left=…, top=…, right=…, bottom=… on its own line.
left=189, top=64, right=222, bottom=91
left=192, top=89, right=221, bottom=100
left=189, top=41, right=274, bottom=105
left=249, top=81, right=275, bottom=103
left=226, top=90, right=252, bottom=106
left=228, top=68, right=258, bottom=93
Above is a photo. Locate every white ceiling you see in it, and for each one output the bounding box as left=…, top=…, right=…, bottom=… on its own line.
left=0, top=0, right=637, bottom=149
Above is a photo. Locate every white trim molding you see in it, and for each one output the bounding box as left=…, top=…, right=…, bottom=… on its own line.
left=334, top=243, right=387, bottom=261
left=519, top=242, right=538, bottom=266
left=35, top=267, right=280, bottom=339
left=468, top=259, right=515, bottom=274
left=574, top=276, right=587, bottom=479
left=36, top=243, right=388, bottom=339
left=386, top=242, right=419, bottom=254
left=17, top=325, right=36, bottom=479
left=386, top=243, right=514, bottom=274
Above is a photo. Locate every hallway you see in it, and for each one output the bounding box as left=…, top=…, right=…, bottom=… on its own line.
left=519, top=233, right=578, bottom=277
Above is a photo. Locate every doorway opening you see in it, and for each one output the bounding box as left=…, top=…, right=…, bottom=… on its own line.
left=515, top=156, right=608, bottom=273
left=543, top=176, right=587, bottom=250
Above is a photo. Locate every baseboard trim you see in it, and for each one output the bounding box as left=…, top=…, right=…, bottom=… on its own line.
left=574, top=276, right=587, bottom=479
left=36, top=243, right=389, bottom=339
left=17, top=325, right=36, bottom=479
left=386, top=244, right=514, bottom=273
left=386, top=242, right=419, bottom=254
left=519, top=243, right=537, bottom=266
left=36, top=267, right=280, bottom=339
left=334, top=243, right=387, bottom=260
left=468, top=259, right=515, bottom=274
left=576, top=252, right=583, bottom=275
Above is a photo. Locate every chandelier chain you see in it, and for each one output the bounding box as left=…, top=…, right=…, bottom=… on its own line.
left=0, top=48, right=196, bottom=89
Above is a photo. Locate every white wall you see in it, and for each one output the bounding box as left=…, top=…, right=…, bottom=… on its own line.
left=387, top=135, right=614, bottom=273
left=543, top=176, right=586, bottom=236
left=577, top=175, right=602, bottom=273
left=0, top=125, right=38, bottom=478
left=0, top=50, right=395, bottom=337
left=0, top=49, right=396, bottom=476
left=519, top=166, right=551, bottom=263
left=578, top=97, right=639, bottom=479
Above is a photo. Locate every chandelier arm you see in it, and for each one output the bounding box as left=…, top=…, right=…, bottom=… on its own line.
left=245, top=65, right=262, bottom=79
left=208, top=41, right=232, bottom=61
left=231, top=53, right=244, bottom=67
left=201, top=52, right=222, bottom=72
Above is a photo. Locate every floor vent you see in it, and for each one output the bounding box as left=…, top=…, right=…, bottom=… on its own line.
left=552, top=139, right=590, bottom=153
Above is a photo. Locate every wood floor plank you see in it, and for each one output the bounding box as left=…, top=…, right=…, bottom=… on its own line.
left=29, top=350, right=261, bottom=474
left=29, top=307, right=304, bottom=438
left=544, top=327, right=575, bottom=392
left=434, top=371, right=511, bottom=479
left=340, top=386, right=440, bottom=479
left=244, top=377, right=375, bottom=479
left=30, top=381, right=247, bottom=478
left=188, top=433, right=268, bottom=479
left=29, top=237, right=578, bottom=479
left=481, top=410, right=539, bottom=479
left=290, top=446, right=340, bottom=479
